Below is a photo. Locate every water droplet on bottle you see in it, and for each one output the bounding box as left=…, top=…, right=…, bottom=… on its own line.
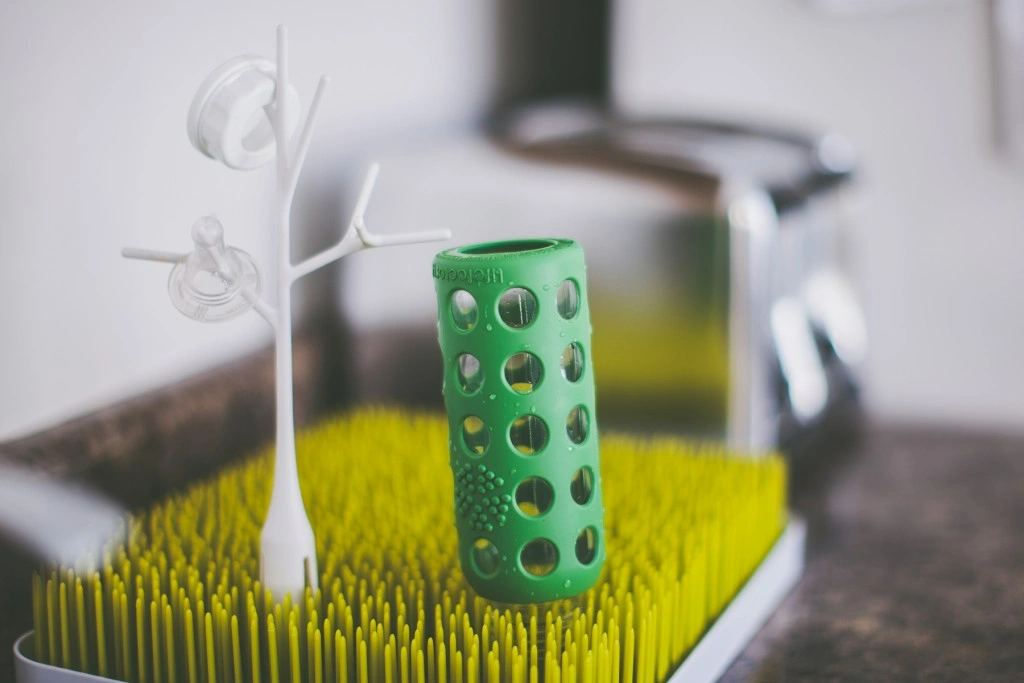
left=563, top=580, right=571, bottom=588
left=486, top=323, right=493, bottom=331
left=489, top=394, right=496, bottom=400
left=543, top=285, right=550, bottom=291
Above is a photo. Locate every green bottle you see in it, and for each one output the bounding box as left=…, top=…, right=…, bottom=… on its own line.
left=433, top=238, right=605, bottom=604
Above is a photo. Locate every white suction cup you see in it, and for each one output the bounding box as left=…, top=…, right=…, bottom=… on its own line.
left=187, top=56, right=300, bottom=170
left=167, top=216, right=262, bottom=322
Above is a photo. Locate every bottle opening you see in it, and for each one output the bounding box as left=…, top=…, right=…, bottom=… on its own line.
left=459, top=239, right=557, bottom=256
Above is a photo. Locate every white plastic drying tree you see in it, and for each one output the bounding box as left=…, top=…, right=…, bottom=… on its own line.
left=123, top=26, right=449, bottom=599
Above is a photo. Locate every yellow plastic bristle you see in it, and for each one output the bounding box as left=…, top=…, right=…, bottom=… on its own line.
left=31, top=408, right=786, bottom=682
left=58, top=580, right=70, bottom=669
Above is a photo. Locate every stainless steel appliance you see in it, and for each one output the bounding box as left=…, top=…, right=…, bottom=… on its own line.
left=343, top=103, right=866, bottom=452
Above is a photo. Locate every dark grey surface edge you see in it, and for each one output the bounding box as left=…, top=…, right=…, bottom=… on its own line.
left=721, top=426, right=1024, bottom=682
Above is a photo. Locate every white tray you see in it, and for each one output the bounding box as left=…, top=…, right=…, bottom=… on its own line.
left=668, top=517, right=805, bottom=682
left=15, top=518, right=806, bottom=683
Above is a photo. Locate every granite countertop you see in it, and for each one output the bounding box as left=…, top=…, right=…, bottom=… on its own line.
left=723, top=425, right=1024, bottom=681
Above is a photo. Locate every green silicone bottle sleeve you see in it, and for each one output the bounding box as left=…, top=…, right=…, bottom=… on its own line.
left=432, top=238, right=605, bottom=604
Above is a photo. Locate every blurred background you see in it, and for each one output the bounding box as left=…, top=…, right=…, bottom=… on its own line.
left=2, top=0, right=1022, bottom=447
left=3, top=1, right=1024, bottom=679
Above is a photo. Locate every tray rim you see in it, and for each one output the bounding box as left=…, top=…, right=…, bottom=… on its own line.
left=668, top=516, right=806, bottom=682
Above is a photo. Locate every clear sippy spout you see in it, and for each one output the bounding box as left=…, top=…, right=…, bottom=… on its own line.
left=168, top=216, right=262, bottom=322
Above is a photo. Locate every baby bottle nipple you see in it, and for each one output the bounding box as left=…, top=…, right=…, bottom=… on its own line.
left=168, top=216, right=262, bottom=322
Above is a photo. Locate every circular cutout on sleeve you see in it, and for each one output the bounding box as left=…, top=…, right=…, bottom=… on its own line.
left=510, top=415, right=548, bottom=455
left=457, top=354, right=484, bottom=394
left=498, top=288, right=537, bottom=328
left=515, top=478, right=554, bottom=517
left=472, top=538, right=501, bottom=577
left=575, top=528, right=598, bottom=565
left=521, top=539, right=559, bottom=576
left=566, top=405, right=589, bottom=444
left=556, top=280, right=579, bottom=320
left=462, top=416, right=490, bottom=455
left=570, top=467, right=593, bottom=505
left=505, top=352, right=543, bottom=394
left=451, top=290, right=478, bottom=331
left=560, top=343, right=584, bottom=382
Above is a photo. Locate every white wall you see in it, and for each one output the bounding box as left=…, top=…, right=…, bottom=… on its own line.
left=0, top=1, right=496, bottom=440
left=615, top=1, right=1024, bottom=430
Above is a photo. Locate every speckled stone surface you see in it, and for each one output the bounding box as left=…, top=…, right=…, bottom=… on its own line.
left=721, top=426, right=1024, bottom=682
